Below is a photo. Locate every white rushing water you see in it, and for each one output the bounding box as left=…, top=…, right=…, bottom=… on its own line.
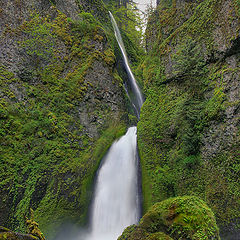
left=83, top=12, right=144, bottom=240
left=109, top=12, right=144, bottom=116
left=86, top=127, right=140, bottom=240
left=135, top=0, right=157, bottom=32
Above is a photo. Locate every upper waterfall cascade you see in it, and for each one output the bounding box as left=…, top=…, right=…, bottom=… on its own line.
left=109, top=11, right=144, bottom=116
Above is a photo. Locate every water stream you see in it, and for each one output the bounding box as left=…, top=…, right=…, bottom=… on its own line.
left=109, top=12, right=144, bottom=118
left=86, top=127, right=140, bottom=240
left=84, top=12, right=144, bottom=240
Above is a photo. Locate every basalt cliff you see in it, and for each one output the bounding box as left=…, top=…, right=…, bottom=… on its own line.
left=0, top=0, right=129, bottom=238
left=138, top=0, right=240, bottom=239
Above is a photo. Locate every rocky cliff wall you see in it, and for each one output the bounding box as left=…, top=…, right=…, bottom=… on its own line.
left=139, top=0, right=240, bottom=239
left=0, top=0, right=128, bottom=238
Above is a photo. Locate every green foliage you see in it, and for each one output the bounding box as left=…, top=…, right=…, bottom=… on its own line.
left=159, top=0, right=173, bottom=9
left=182, top=155, right=200, bottom=169
left=137, top=82, right=205, bottom=212
left=174, top=98, right=204, bottom=156
left=172, top=37, right=207, bottom=80
left=70, top=12, right=100, bottom=36
left=17, top=13, right=56, bottom=67
left=204, top=68, right=226, bottom=120
left=104, top=48, right=116, bottom=65
left=235, top=0, right=240, bottom=15
left=75, top=0, right=109, bottom=24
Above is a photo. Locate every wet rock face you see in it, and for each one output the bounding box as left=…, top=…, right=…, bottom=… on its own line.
left=146, top=0, right=203, bottom=53
left=0, top=0, right=106, bottom=74
left=78, top=60, right=125, bottom=139
left=77, top=0, right=109, bottom=22
left=202, top=54, right=240, bottom=160
left=148, top=0, right=240, bottom=69
left=0, top=0, right=125, bottom=140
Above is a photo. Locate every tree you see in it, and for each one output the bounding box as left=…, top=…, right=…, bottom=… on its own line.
left=109, top=0, right=143, bottom=48
left=172, top=37, right=207, bottom=79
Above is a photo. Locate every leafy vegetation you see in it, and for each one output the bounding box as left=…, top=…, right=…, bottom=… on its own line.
left=172, top=37, right=208, bottom=81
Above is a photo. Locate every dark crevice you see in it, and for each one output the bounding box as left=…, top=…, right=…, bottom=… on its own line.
left=160, top=75, right=185, bottom=85
left=207, top=36, right=240, bottom=64
left=223, top=36, right=240, bottom=59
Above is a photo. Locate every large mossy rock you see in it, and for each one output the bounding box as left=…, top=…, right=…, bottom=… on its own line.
left=118, top=196, right=220, bottom=240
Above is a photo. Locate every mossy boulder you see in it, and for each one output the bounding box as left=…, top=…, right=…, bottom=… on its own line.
left=147, top=232, right=173, bottom=240
left=118, top=196, right=220, bottom=240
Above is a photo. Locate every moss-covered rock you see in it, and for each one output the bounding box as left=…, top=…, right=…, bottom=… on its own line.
left=0, top=226, right=38, bottom=240
left=0, top=0, right=128, bottom=238
left=147, top=232, right=173, bottom=240
left=118, top=196, right=220, bottom=240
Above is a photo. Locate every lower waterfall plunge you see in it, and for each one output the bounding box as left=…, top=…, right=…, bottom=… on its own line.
left=81, top=12, right=143, bottom=240
left=86, top=127, right=140, bottom=240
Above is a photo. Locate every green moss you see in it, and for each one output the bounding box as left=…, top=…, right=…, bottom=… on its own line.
left=118, top=225, right=148, bottom=240
left=147, top=232, right=173, bottom=240
left=139, top=0, right=240, bottom=232
left=144, top=196, right=220, bottom=239
left=104, top=48, right=116, bottom=65
left=234, top=0, right=240, bottom=16
left=0, top=227, right=38, bottom=240
left=75, top=0, right=109, bottom=24
left=118, top=196, right=220, bottom=240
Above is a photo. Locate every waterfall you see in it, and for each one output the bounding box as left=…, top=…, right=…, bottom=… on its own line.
left=86, top=127, right=140, bottom=240
left=84, top=12, right=144, bottom=240
left=109, top=11, right=144, bottom=116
